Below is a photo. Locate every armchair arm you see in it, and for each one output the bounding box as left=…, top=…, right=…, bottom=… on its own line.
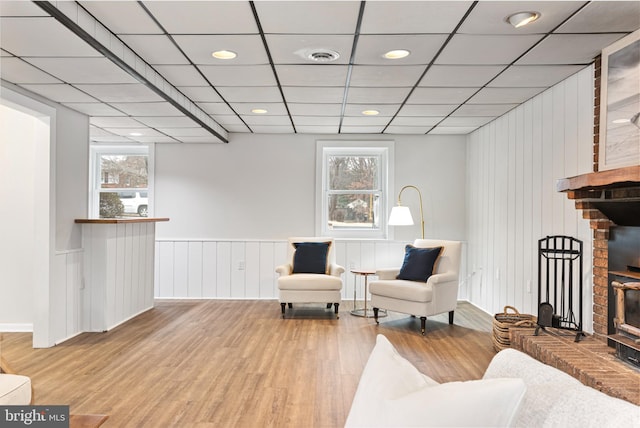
left=275, top=263, right=292, bottom=276
left=330, top=264, right=345, bottom=276
left=375, top=268, right=400, bottom=280
left=427, top=272, right=458, bottom=285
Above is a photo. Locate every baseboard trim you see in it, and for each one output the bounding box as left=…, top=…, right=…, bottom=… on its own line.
left=0, top=323, right=33, bottom=332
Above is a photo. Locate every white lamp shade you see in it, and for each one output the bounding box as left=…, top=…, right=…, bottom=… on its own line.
left=388, top=206, right=414, bottom=226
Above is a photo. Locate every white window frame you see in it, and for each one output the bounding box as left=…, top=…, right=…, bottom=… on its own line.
left=316, top=140, right=394, bottom=239
left=89, top=144, right=154, bottom=218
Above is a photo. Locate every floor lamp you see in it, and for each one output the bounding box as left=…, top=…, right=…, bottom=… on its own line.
left=388, top=185, right=425, bottom=239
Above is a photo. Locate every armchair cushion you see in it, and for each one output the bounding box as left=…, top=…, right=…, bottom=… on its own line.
left=396, top=245, right=442, bottom=282
left=292, top=241, right=331, bottom=274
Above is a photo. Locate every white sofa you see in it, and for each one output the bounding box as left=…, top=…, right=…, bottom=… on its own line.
left=346, top=335, right=640, bottom=427
left=0, top=357, right=32, bottom=405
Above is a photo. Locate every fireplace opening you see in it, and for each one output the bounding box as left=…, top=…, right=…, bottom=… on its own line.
left=625, top=288, right=640, bottom=328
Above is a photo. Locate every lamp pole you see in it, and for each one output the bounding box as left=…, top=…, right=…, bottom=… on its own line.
left=397, top=185, right=425, bottom=239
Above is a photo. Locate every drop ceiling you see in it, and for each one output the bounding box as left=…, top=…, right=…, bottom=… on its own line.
left=1, top=1, right=638, bottom=144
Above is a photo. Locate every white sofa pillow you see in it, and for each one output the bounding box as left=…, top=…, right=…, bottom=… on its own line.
left=345, top=334, right=526, bottom=428
left=345, top=335, right=439, bottom=427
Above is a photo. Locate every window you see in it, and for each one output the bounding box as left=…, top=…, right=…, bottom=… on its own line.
left=90, top=145, right=152, bottom=218
left=317, top=142, right=393, bottom=239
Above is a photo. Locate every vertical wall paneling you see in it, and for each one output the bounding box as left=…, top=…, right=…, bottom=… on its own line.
left=202, top=241, right=218, bottom=297
left=244, top=242, right=261, bottom=298
left=173, top=242, right=189, bottom=298
left=466, top=66, right=594, bottom=327
left=230, top=241, right=246, bottom=298
left=216, top=242, right=232, bottom=298
left=48, top=250, right=84, bottom=344
left=188, top=241, right=203, bottom=298
left=158, top=241, right=175, bottom=298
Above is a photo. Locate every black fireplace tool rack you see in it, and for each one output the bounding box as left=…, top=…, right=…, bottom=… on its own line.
left=536, top=235, right=586, bottom=342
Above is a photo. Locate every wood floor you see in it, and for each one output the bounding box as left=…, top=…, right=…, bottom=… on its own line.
left=0, top=300, right=495, bottom=428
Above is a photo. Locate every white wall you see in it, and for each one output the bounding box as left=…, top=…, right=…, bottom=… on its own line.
left=466, top=66, right=595, bottom=331
left=154, top=133, right=467, bottom=241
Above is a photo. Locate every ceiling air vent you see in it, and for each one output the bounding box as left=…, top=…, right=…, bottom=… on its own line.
left=305, top=49, right=340, bottom=62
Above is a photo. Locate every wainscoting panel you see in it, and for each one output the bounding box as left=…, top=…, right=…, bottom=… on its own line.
left=154, top=239, right=436, bottom=300
left=50, top=249, right=83, bottom=344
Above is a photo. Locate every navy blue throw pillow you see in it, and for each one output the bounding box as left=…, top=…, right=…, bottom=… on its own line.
left=396, top=245, right=443, bottom=282
left=292, top=242, right=331, bottom=274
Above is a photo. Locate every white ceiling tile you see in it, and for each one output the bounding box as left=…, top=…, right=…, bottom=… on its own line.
left=254, top=1, right=360, bottom=34
left=248, top=125, right=295, bottom=134
left=226, top=125, right=251, bottom=133
left=390, top=117, right=443, bottom=126
left=350, top=65, right=425, bottom=87
left=288, top=104, right=343, bottom=116
left=361, top=1, right=472, bottom=34
left=346, top=87, right=412, bottom=104
left=153, top=65, right=208, bottom=87
left=344, top=104, right=401, bottom=117
left=89, top=126, right=116, bottom=137
left=266, top=34, right=352, bottom=65
left=79, top=1, right=163, bottom=34
left=142, top=1, right=257, bottom=34
left=458, top=1, right=586, bottom=35
left=517, top=34, right=628, bottom=65
left=134, top=116, right=198, bottom=128
left=108, top=102, right=183, bottom=116
left=176, top=136, right=225, bottom=143
left=282, top=87, right=345, bottom=103
left=295, top=125, right=339, bottom=134
left=90, top=135, right=136, bottom=143
left=557, top=1, right=640, bottom=33
left=1, top=49, right=12, bottom=56
left=104, top=127, right=165, bottom=137
left=214, top=115, right=248, bottom=126
left=25, top=58, right=138, bottom=84
left=293, top=116, right=340, bottom=126
left=467, top=87, right=545, bottom=104
left=19, top=84, right=98, bottom=102
left=453, top=104, right=518, bottom=116
left=242, top=115, right=291, bottom=126
left=156, top=128, right=211, bottom=137
left=230, top=103, right=289, bottom=116
left=384, top=126, right=432, bottom=134
left=199, top=65, right=277, bottom=86
left=217, top=86, right=282, bottom=103
left=119, top=35, right=188, bottom=65
left=439, top=116, right=495, bottom=127
left=341, top=126, right=385, bottom=133
left=488, top=65, right=586, bottom=87
left=0, top=57, right=62, bottom=83
left=436, top=34, right=543, bottom=65
left=407, top=87, right=479, bottom=104
left=355, top=35, right=448, bottom=65
left=397, top=104, right=459, bottom=117
left=275, top=65, right=348, bottom=86
left=173, top=35, right=268, bottom=65
left=341, top=116, right=392, bottom=126
left=0, top=17, right=101, bottom=57
left=429, top=126, right=478, bottom=134
left=420, top=65, right=505, bottom=87
left=63, top=103, right=127, bottom=116
left=177, top=86, right=223, bottom=103
left=90, top=117, right=145, bottom=128
left=131, top=136, right=179, bottom=143
left=198, top=103, right=236, bottom=116
left=75, top=84, right=164, bottom=103
left=0, top=2, right=49, bottom=16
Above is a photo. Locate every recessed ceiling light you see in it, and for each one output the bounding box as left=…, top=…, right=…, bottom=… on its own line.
left=306, top=49, right=340, bottom=62
left=362, top=110, right=380, bottom=116
left=129, top=132, right=143, bottom=136
left=506, top=11, right=540, bottom=28
left=251, top=108, right=268, bottom=114
left=383, top=49, right=410, bottom=60
left=211, top=50, right=237, bottom=60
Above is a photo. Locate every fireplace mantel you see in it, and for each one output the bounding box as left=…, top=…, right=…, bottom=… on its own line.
left=557, top=165, right=640, bottom=192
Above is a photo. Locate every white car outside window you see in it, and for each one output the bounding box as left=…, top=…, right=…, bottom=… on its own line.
left=118, top=191, right=148, bottom=216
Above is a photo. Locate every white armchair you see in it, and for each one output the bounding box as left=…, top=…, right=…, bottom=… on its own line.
left=276, top=237, right=344, bottom=318
left=369, top=239, right=462, bottom=335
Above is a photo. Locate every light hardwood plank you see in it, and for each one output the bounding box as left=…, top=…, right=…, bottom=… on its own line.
left=0, top=300, right=494, bottom=427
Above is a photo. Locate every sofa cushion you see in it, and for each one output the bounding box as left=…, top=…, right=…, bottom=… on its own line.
left=277, top=273, right=342, bottom=290
left=0, top=374, right=31, bottom=405
left=292, top=241, right=331, bottom=274
left=345, top=334, right=526, bottom=428
left=369, top=279, right=433, bottom=302
left=396, top=245, right=442, bottom=282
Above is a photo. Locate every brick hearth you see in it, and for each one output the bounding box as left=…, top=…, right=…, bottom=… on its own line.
left=510, top=328, right=640, bottom=405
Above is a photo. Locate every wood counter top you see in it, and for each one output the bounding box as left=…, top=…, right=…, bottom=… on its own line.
left=75, top=217, right=169, bottom=224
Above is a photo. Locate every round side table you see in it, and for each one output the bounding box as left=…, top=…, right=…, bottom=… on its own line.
left=350, top=269, right=387, bottom=318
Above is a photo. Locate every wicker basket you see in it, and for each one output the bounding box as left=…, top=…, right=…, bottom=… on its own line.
left=492, top=306, right=537, bottom=352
